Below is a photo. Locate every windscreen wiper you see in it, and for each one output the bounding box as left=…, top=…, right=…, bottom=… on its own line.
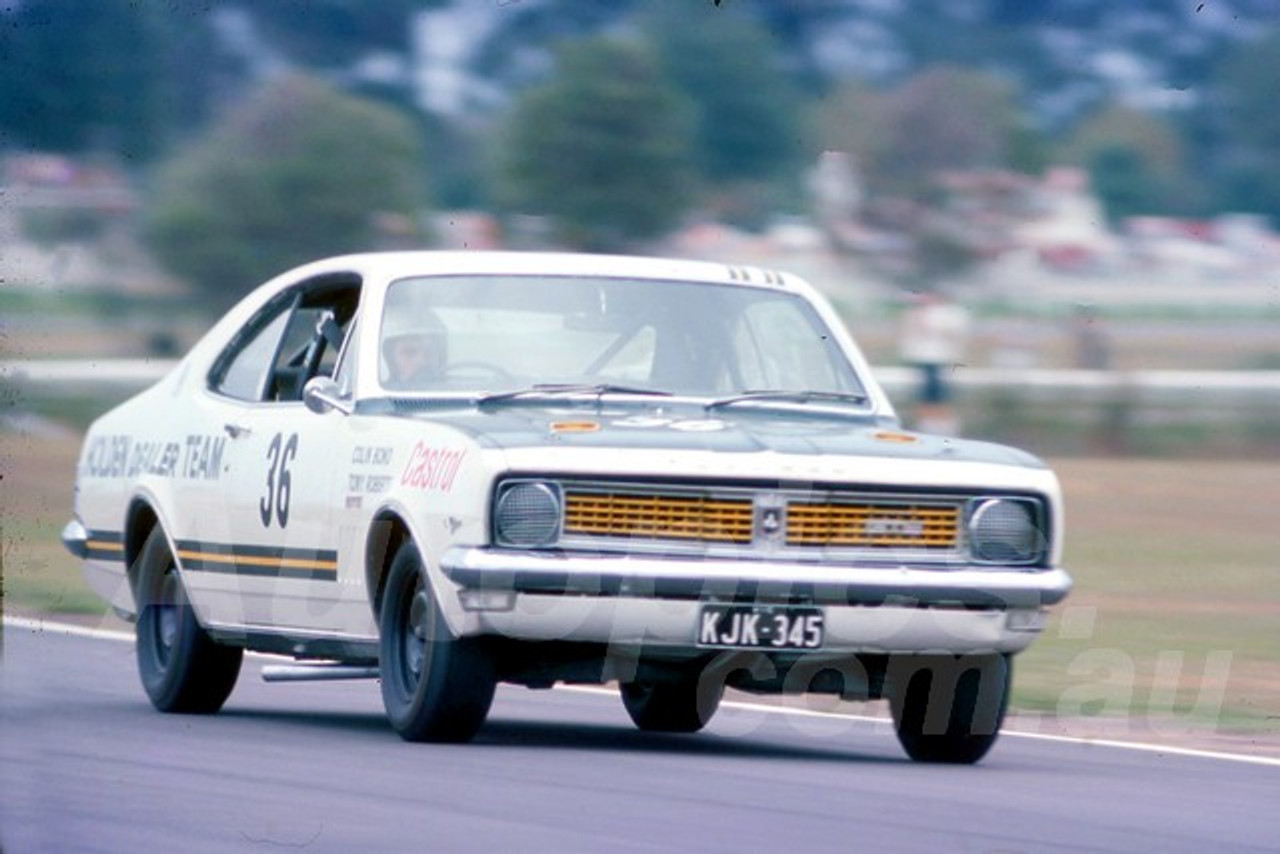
left=704, top=389, right=869, bottom=412
left=478, top=383, right=673, bottom=407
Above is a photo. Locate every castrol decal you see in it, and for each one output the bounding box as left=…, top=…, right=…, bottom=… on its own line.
left=400, top=441, right=466, bottom=492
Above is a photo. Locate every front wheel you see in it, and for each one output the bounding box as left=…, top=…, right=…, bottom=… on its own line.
left=135, top=527, right=242, bottom=713
left=379, top=542, right=496, bottom=742
left=889, top=653, right=1011, bottom=764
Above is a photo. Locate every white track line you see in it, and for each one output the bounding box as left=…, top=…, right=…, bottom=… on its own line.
left=8, top=616, right=1278, bottom=768
left=5, top=615, right=134, bottom=643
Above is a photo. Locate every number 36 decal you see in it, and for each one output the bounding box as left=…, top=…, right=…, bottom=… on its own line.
left=260, top=432, right=299, bottom=528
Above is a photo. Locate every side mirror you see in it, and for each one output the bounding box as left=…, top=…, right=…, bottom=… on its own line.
left=303, top=376, right=353, bottom=416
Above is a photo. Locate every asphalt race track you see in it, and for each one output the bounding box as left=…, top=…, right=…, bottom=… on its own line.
left=2, top=622, right=1277, bottom=853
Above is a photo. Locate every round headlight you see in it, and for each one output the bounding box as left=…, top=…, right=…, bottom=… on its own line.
left=494, top=482, right=561, bottom=547
left=968, top=499, right=1042, bottom=564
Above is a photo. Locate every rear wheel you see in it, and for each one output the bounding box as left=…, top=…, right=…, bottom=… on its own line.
left=379, top=541, right=496, bottom=742
left=135, top=527, right=242, bottom=713
left=620, top=676, right=724, bottom=733
left=889, top=653, right=1011, bottom=764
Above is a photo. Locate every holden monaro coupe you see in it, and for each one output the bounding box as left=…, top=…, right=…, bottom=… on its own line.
left=64, top=251, right=1070, bottom=763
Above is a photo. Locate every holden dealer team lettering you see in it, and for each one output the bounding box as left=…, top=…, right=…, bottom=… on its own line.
left=81, top=433, right=226, bottom=481
left=400, top=441, right=466, bottom=492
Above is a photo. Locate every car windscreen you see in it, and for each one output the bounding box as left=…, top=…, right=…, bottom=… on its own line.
left=376, top=274, right=865, bottom=399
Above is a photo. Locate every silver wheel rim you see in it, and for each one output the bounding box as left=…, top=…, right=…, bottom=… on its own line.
left=397, top=580, right=430, bottom=691
left=155, top=570, right=180, bottom=668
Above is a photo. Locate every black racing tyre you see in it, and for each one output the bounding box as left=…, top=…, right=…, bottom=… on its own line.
left=378, top=541, right=496, bottom=742
left=889, top=653, right=1011, bottom=764
left=135, top=527, right=243, bottom=713
left=620, top=676, right=724, bottom=734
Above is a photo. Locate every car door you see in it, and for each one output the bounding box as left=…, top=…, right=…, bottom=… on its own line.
left=182, top=275, right=360, bottom=635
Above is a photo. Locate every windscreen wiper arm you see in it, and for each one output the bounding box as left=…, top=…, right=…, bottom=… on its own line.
left=704, top=389, right=869, bottom=411
left=478, top=383, right=673, bottom=407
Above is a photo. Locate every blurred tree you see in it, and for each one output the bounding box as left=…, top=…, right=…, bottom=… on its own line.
left=1212, top=27, right=1280, bottom=223
left=153, top=3, right=245, bottom=140
left=1061, top=103, right=1185, bottom=179
left=646, top=4, right=802, bottom=186
left=497, top=38, right=694, bottom=250
left=1086, top=146, right=1165, bottom=223
left=145, top=74, right=424, bottom=306
left=815, top=80, right=891, bottom=175
left=242, top=0, right=424, bottom=65
left=0, top=0, right=167, bottom=158
left=421, top=113, right=490, bottom=210
left=876, top=67, right=1025, bottom=198
left=1058, top=103, right=1194, bottom=220
left=820, top=67, right=1031, bottom=201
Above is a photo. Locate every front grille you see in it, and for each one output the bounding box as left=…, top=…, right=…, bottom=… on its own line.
left=564, top=491, right=753, bottom=544
left=786, top=502, right=959, bottom=549
left=559, top=483, right=964, bottom=554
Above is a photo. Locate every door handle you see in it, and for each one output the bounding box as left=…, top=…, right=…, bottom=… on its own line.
left=223, top=422, right=252, bottom=439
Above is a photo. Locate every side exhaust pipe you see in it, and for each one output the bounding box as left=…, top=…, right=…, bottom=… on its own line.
left=261, top=664, right=380, bottom=683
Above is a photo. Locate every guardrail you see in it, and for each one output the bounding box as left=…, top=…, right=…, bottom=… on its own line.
left=4, top=359, right=1278, bottom=453
left=875, top=366, right=1280, bottom=402
left=1, top=358, right=176, bottom=388
left=4, top=359, right=1280, bottom=400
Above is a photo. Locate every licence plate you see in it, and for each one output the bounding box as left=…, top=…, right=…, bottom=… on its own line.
left=697, top=605, right=824, bottom=650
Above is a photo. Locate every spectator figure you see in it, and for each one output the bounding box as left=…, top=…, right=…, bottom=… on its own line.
left=1071, top=304, right=1111, bottom=370
left=898, top=289, right=970, bottom=435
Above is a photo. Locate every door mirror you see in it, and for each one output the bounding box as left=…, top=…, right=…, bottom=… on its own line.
left=303, top=376, right=352, bottom=415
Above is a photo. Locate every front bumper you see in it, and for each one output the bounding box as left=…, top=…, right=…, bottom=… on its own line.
left=440, top=547, right=1071, bottom=655
left=61, top=518, right=89, bottom=558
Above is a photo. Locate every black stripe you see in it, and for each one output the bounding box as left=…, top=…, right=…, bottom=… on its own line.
left=87, top=529, right=124, bottom=543
left=174, top=540, right=337, bottom=563
left=179, top=558, right=336, bottom=581
left=175, top=539, right=338, bottom=581
left=84, top=529, right=125, bottom=562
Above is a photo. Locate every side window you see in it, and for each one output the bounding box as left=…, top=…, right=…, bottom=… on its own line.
left=213, top=304, right=293, bottom=401
left=210, top=276, right=362, bottom=402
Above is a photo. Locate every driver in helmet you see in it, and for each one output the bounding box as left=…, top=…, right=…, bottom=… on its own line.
left=381, top=309, right=447, bottom=390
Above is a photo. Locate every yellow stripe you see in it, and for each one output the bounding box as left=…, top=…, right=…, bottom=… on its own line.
left=176, top=550, right=338, bottom=572
left=87, top=540, right=125, bottom=552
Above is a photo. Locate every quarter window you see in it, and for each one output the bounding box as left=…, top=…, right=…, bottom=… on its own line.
left=214, top=305, right=292, bottom=401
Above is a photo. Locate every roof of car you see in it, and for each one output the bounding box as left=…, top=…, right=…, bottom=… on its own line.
left=291, top=250, right=796, bottom=291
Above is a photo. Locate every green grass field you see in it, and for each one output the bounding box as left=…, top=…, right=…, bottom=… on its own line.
left=4, top=429, right=1278, bottom=742
left=1015, top=457, right=1280, bottom=740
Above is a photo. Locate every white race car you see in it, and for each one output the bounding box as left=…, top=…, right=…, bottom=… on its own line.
left=64, top=251, right=1071, bottom=763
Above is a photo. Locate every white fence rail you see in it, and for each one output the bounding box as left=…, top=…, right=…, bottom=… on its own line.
left=2, top=359, right=175, bottom=388
left=4, top=359, right=1280, bottom=401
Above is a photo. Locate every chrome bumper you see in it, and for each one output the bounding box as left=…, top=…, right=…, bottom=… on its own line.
left=441, top=547, right=1071, bottom=609
left=61, top=518, right=89, bottom=559
left=439, top=547, right=1071, bottom=654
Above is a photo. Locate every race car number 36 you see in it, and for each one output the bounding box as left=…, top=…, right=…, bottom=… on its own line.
left=697, top=605, right=824, bottom=650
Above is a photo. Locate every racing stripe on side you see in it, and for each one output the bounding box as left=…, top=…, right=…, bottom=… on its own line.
left=174, top=540, right=339, bottom=581
left=85, top=530, right=126, bottom=562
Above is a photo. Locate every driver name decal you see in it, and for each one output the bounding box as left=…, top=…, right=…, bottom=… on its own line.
left=401, top=442, right=466, bottom=492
